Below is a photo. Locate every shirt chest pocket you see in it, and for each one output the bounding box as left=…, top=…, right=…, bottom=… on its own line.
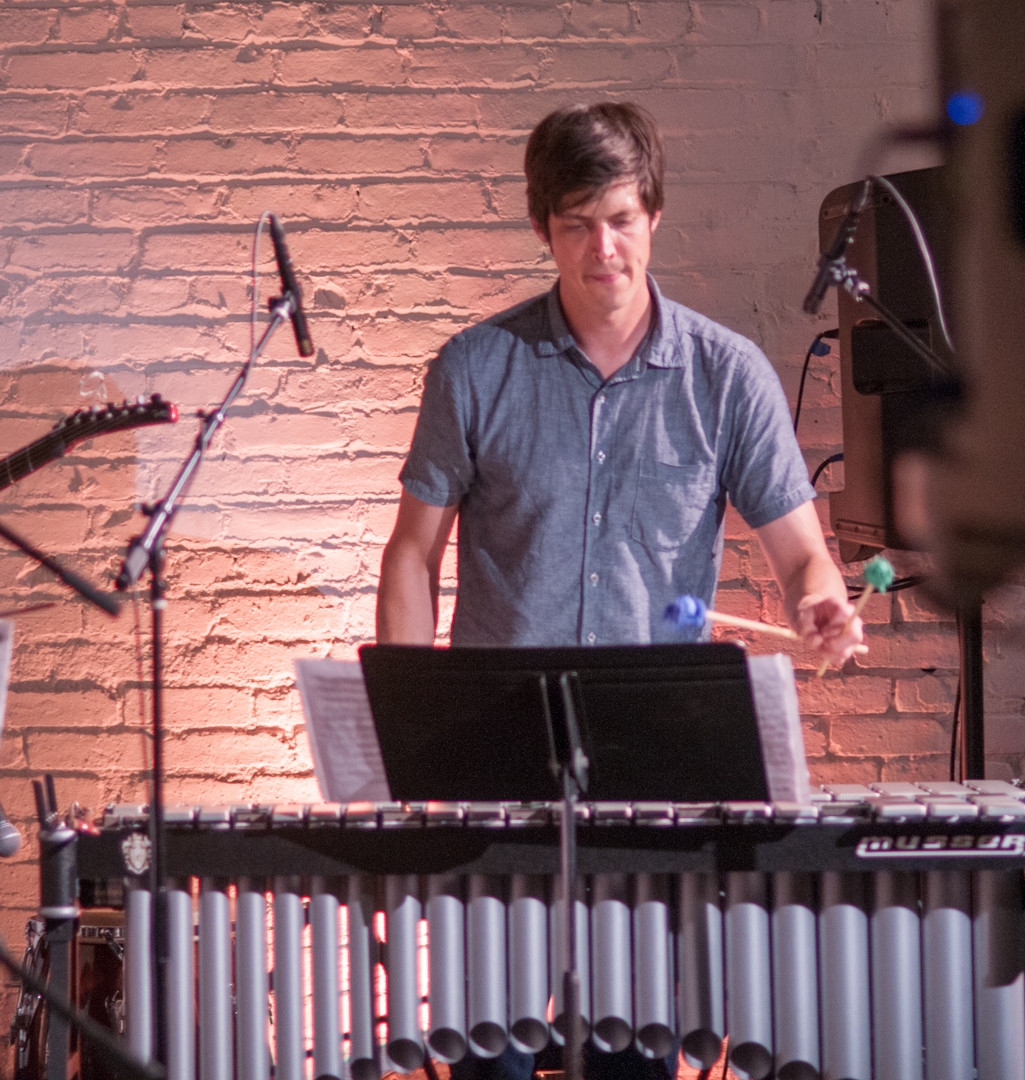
left=631, top=460, right=718, bottom=553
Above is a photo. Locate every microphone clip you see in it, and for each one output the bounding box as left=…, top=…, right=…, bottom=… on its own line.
left=819, top=256, right=871, bottom=301
left=268, top=293, right=296, bottom=320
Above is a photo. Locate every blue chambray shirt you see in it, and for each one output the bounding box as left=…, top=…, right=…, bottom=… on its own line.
left=399, top=276, right=815, bottom=647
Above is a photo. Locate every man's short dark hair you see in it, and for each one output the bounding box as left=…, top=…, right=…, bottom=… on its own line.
left=525, top=102, right=665, bottom=239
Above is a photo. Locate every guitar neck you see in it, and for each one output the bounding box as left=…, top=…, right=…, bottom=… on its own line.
left=0, top=428, right=69, bottom=493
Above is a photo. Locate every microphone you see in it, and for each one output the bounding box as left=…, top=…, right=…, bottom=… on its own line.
left=803, top=177, right=872, bottom=315
left=0, top=802, right=22, bottom=857
left=268, top=215, right=314, bottom=357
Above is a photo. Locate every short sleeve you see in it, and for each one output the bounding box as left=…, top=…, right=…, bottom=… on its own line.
left=721, top=343, right=816, bottom=529
left=399, top=334, right=475, bottom=507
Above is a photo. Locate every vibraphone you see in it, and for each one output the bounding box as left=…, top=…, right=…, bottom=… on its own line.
left=72, top=781, right=1025, bottom=1080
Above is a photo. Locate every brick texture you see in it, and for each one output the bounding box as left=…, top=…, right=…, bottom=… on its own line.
left=0, top=2, right=1022, bottom=1068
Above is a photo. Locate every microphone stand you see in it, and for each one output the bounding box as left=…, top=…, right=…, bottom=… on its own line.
left=114, top=292, right=297, bottom=1066
left=15, top=775, right=166, bottom=1080
left=803, top=175, right=954, bottom=383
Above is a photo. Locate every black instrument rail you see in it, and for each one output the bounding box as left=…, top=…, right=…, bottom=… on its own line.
left=77, top=812, right=1025, bottom=884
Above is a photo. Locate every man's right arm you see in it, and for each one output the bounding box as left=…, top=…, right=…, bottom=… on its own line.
left=376, top=489, right=459, bottom=644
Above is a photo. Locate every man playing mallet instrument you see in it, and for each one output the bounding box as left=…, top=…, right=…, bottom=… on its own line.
left=377, top=103, right=863, bottom=669
left=376, top=102, right=865, bottom=1080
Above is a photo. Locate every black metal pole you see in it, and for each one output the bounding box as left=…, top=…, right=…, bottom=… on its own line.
left=0, top=516, right=120, bottom=616
left=561, top=768, right=582, bottom=1080
left=556, top=672, right=588, bottom=1080
left=148, top=546, right=168, bottom=1067
left=37, top=794, right=78, bottom=1080
left=958, top=601, right=985, bottom=779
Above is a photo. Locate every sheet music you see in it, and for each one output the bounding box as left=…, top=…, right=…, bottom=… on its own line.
left=746, top=653, right=811, bottom=804
left=0, top=620, right=13, bottom=743
left=293, top=658, right=391, bottom=803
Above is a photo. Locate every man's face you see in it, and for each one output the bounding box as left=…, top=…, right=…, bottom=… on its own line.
left=534, top=180, right=660, bottom=322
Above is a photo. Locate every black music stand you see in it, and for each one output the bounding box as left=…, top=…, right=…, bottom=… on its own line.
left=358, top=642, right=770, bottom=803
left=358, top=642, right=770, bottom=1080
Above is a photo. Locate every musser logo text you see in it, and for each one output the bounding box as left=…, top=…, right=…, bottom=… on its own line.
left=856, top=833, right=1025, bottom=858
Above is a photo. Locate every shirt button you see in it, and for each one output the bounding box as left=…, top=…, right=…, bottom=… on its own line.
left=589, top=571, right=599, bottom=585
left=592, top=512, right=601, bottom=525
left=587, top=632, right=596, bottom=644
left=597, top=394, right=606, bottom=404
left=596, top=451, right=606, bottom=463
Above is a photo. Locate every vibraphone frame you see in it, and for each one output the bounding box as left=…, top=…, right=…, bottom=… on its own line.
left=57, top=798, right=1025, bottom=1080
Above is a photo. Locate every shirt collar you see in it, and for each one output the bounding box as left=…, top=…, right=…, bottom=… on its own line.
left=537, top=274, right=685, bottom=371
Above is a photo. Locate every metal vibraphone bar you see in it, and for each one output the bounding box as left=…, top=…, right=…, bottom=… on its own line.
left=73, top=784, right=1025, bottom=1080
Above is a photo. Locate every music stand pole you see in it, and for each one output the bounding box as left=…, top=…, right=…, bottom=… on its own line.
left=555, top=672, right=588, bottom=1080
left=560, top=767, right=582, bottom=1080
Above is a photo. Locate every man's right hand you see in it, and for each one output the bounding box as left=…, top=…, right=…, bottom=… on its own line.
left=376, top=490, right=459, bottom=644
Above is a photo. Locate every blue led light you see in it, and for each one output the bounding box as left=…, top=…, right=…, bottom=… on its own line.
left=947, top=91, right=984, bottom=126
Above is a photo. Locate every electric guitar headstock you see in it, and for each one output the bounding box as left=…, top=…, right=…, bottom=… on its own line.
left=54, top=394, right=178, bottom=442
left=0, top=393, right=179, bottom=493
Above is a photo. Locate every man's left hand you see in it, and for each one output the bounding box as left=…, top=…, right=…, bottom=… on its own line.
left=795, top=593, right=864, bottom=664
left=755, top=503, right=866, bottom=668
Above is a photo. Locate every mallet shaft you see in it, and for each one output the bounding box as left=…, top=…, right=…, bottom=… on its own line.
left=705, top=610, right=800, bottom=640
left=705, top=610, right=868, bottom=654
